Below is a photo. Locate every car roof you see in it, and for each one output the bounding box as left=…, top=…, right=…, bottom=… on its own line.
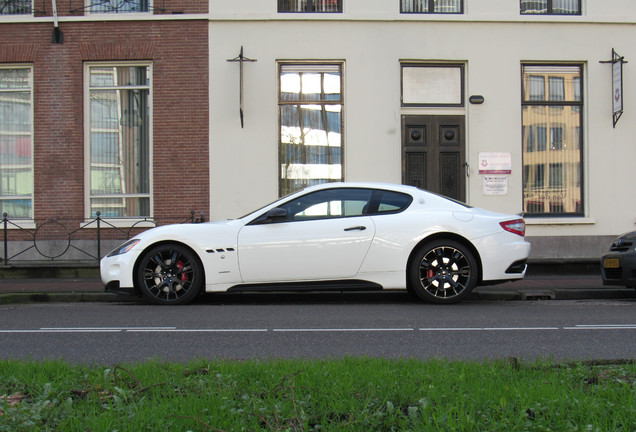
left=301, top=182, right=421, bottom=195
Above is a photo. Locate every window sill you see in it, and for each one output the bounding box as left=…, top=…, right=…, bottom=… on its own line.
left=525, top=217, right=596, bottom=225
left=1, top=220, right=36, bottom=230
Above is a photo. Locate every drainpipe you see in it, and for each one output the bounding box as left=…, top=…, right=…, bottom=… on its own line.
left=52, top=0, right=63, bottom=43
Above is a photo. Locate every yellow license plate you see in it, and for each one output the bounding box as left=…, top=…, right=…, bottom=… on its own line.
left=604, top=258, right=620, bottom=268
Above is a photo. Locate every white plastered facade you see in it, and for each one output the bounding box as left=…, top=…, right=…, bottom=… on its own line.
left=209, top=0, right=636, bottom=260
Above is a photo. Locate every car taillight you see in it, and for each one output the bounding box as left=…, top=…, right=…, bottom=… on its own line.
left=500, top=219, right=525, bottom=237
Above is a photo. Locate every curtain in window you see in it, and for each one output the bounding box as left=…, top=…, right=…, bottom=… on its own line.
left=433, top=0, right=461, bottom=13
left=522, top=65, right=582, bottom=215
left=278, top=0, right=341, bottom=12
left=520, top=0, right=547, bottom=13
left=89, top=65, right=150, bottom=217
left=401, top=0, right=461, bottom=13
left=521, top=0, right=579, bottom=14
left=0, top=68, right=32, bottom=218
left=402, top=0, right=427, bottom=13
left=0, top=0, right=31, bottom=14
left=279, top=64, right=343, bottom=196
left=552, top=0, right=579, bottom=14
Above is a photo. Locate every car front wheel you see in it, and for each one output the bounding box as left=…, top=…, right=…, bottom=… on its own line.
left=136, top=244, right=204, bottom=305
left=409, top=240, right=478, bottom=304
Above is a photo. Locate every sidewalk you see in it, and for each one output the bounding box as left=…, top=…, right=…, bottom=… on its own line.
left=0, top=273, right=633, bottom=304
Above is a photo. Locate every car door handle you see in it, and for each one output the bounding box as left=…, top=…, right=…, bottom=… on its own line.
left=344, top=226, right=367, bottom=231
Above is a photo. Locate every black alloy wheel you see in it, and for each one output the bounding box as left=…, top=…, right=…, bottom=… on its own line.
left=136, top=244, right=204, bottom=305
left=409, top=239, right=478, bottom=304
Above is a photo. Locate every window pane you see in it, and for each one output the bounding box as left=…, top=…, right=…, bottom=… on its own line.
left=280, top=65, right=341, bottom=102
left=552, top=0, right=580, bottom=14
left=89, top=0, right=149, bottom=13
left=402, top=0, right=428, bottom=12
left=88, top=65, right=150, bottom=217
left=279, top=188, right=372, bottom=220
left=278, top=0, right=341, bottom=13
left=521, top=0, right=580, bottom=14
left=520, top=0, right=547, bottom=14
left=280, top=64, right=343, bottom=196
left=402, top=65, right=463, bottom=106
left=523, top=66, right=581, bottom=102
left=0, top=68, right=32, bottom=218
left=0, top=0, right=31, bottom=14
left=401, top=0, right=462, bottom=13
left=90, top=197, right=150, bottom=218
left=434, top=0, right=461, bottom=13
left=522, top=104, right=582, bottom=214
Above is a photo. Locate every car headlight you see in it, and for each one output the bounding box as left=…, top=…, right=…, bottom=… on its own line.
left=107, top=239, right=141, bottom=257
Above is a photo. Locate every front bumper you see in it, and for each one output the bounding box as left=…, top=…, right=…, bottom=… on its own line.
left=601, top=252, right=636, bottom=288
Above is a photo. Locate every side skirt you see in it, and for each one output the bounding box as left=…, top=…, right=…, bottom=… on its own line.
left=227, top=280, right=383, bottom=293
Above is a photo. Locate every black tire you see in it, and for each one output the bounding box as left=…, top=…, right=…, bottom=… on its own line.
left=409, top=239, right=478, bottom=304
left=135, top=244, right=204, bottom=305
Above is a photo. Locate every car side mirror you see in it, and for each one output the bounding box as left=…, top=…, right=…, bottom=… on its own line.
left=264, top=207, right=288, bottom=223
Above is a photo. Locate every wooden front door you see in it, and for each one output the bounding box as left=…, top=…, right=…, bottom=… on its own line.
left=402, top=115, right=466, bottom=201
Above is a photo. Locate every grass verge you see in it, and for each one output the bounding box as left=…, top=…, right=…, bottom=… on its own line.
left=1, top=358, right=635, bottom=431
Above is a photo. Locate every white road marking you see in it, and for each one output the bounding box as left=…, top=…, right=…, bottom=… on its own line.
left=0, top=325, right=634, bottom=334
left=419, top=327, right=560, bottom=331
left=273, top=328, right=415, bottom=332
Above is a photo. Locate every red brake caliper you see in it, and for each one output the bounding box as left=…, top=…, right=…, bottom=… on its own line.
left=177, top=260, right=188, bottom=282
left=427, top=269, right=434, bottom=279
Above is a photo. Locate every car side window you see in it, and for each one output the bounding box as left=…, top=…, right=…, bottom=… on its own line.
left=370, top=190, right=413, bottom=214
left=281, top=188, right=373, bottom=221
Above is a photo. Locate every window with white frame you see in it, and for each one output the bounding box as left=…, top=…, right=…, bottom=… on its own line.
left=522, top=64, right=583, bottom=216
left=401, top=0, right=462, bottom=14
left=87, top=0, right=149, bottom=13
left=279, top=63, right=343, bottom=196
left=86, top=64, right=151, bottom=218
left=0, top=66, right=33, bottom=218
left=0, top=0, right=31, bottom=14
left=520, top=0, right=581, bottom=15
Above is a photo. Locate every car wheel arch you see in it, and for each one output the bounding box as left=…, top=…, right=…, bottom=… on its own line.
left=132, top=240, right=206, bottom=296
left=406, top=233, right=483, bottom=286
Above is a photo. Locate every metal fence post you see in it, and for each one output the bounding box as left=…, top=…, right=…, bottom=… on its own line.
left=96, top=211, right=101, bottom=262
left=2, top=213, right=7, bottom=265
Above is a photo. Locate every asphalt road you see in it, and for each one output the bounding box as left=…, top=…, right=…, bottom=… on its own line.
left=1, top=294, right=635, bottom=364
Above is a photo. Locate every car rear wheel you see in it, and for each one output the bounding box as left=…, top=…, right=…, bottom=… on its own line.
left=136, top=244, right=204, bottom=305
left=409, top=239, right=478, bottom=304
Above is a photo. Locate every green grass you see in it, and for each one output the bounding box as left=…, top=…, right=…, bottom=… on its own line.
left=0, top=358, right=634, bottom=431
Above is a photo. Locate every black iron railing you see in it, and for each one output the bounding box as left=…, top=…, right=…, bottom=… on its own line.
left=1, top=211, right=205, bottom=265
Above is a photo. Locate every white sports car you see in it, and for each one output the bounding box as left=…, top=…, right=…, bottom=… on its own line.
left=101, top=183, right=531, bottom=305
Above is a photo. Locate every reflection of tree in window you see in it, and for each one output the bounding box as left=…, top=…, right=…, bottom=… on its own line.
left=88, top=65, right=150, bottom=217
left=0, top=67, right=33, bottom=218
left=89, top=0, right=149, bottom=13
left=279, top=64, right=343, bottom=195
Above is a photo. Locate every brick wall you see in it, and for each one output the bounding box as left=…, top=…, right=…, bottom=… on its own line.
left=0, top=20, right=209, bottom=224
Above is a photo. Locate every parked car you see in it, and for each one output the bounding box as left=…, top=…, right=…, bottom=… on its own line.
left=601, top=231, right=636, bottom=289
left=101, top=182, right=531, bottom=305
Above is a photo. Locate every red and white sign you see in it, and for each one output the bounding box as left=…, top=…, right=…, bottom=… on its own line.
left=478, top=152, right=511, bottom=175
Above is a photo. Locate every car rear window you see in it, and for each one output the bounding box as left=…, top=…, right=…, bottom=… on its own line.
left=370, top=190, right=413, bottom=214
